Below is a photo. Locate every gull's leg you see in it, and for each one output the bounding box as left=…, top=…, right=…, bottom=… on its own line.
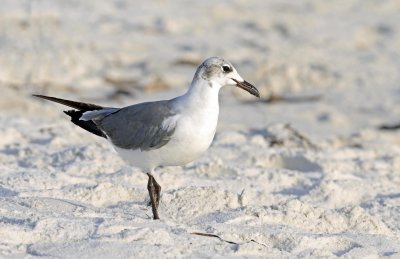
left=153, top=176, right=162, bottom=209
left=147, top=173, right=161, bottom=220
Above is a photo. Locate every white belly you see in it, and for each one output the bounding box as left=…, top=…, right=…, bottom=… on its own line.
left=112, top=110, right=218, bottom=172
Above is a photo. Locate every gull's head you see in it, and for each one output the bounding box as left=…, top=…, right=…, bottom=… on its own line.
left=194, top=57, right=260, bottom=98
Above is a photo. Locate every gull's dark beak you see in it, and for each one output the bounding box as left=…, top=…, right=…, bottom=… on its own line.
left=232, top=78, right=260, bottom=98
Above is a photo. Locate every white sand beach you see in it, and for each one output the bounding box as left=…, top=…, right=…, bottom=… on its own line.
left=1, top=0, right=400, bottom=257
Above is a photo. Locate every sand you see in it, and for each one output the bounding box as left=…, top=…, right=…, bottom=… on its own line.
left=1, top=0, right=400, bottom=257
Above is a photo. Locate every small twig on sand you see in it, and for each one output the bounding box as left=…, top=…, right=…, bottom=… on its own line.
left=243, top=94, right=322, bottom=104
left=191, top=232, right=271, bottom=249
left=264, top=94, right=322, bottom=104
left=251, top=239, right=268, bottom=247
left=284, top=124, right=319, bottom=150
left=191, top=232, right=238, bottom=245
left=379, top=123, right=400, bottom=131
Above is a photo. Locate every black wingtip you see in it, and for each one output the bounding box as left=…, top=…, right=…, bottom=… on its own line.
left=32, top=94, right=104, bottom=111
left=34, top=94, right=107, bottom=139
left=32, top=94, right=51, bottom=99
left=64, top=110, right=107, bottom=138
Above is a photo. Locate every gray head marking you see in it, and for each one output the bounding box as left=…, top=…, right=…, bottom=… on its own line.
left=191, top=56, right=261, bottom=97
left=195, top=57, right=233, bottom=82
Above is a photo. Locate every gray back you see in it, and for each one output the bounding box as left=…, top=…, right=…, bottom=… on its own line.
left=98, top=100, right=176, bottom=151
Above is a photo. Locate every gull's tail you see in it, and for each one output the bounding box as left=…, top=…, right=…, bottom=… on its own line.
left=33, top=94, right=109, bottom=138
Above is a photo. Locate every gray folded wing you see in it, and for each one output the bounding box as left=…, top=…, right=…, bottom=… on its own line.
left=97, top=100, right=177, bottom=151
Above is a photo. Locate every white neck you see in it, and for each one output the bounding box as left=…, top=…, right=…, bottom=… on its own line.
left=174, top=78, right=222, bottom=113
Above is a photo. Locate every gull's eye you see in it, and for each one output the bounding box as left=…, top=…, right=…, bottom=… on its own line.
left=222, top=65, right=231, bottom=73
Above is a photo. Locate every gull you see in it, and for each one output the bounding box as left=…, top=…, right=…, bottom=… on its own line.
left=34, top=57, right=260, bottom=220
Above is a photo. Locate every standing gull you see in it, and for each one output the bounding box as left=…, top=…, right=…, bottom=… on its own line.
left=34, top=57, right=260, bottom=220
